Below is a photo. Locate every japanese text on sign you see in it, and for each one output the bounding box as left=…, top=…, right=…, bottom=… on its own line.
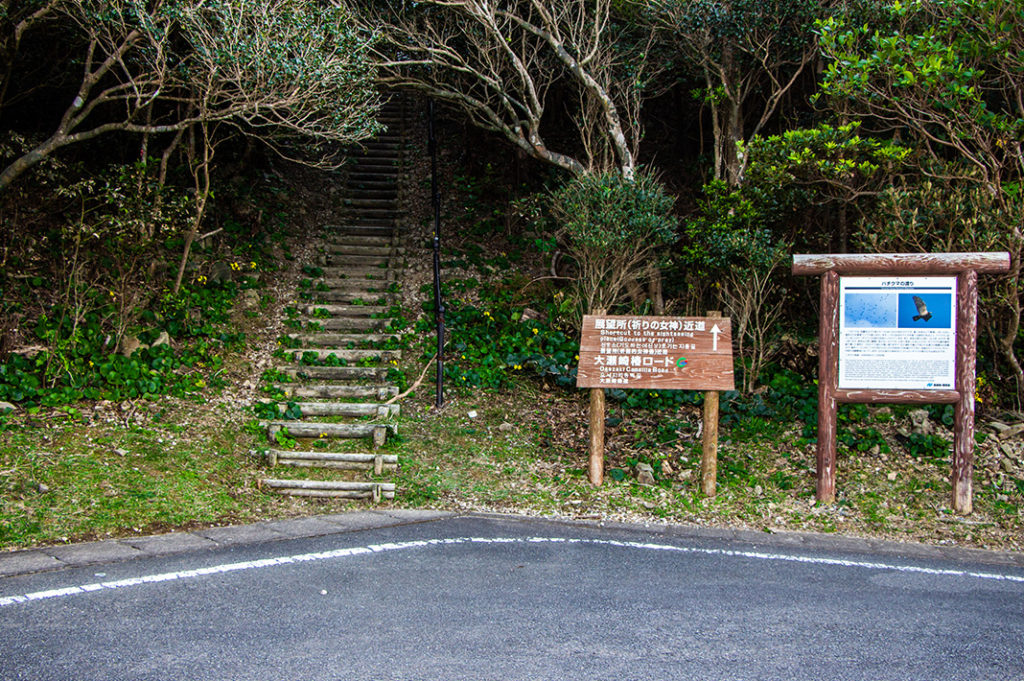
left=577, top=315, right=735, bottom=391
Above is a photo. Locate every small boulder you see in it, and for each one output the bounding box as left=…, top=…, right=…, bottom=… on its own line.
left=119, top=336, right=144, bottom=357
left=909, top=409, right=933, bottom=435
left=498, top=422, right=515, bottom=433
left=660, top=459, right=674, bottom=476
left=240, top=290, right=261, bottom=309
left=998, top=423, right=1024, bottom=440
left=0, top=401, right=15, bottom=414
left=151, top=331, right=171, bottom=348
left=635, top=462, right=655, bottom=486
left=209, top=261, right=234, bottom=284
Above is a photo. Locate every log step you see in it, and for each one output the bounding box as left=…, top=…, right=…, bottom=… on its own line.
left=320, top=254, right=389, bottom=266
left=342, top=180, right=398, bottom=190
left=316, top=266, right=395, bottom=280
left=342, top=200, right=398, bottom=211
left=261, top=479, right=396, bottom=500
left=274, top=365, right=387, bottom=380
left=325, top=244, right=402, bottom=257
left=285, top=333, right=399, bottom=347
left=323, top=223, right=396, bottom=235
left=266, top=450, right=398, bottom=471
left=265, top=420, right=395, bottom=442
left=303, top=304, right=387, bottom=317
left=317, top=265, right=393, bottom=280
left=284, top=347, right=399, bottom=362
left=305, top=317, right=388, bottom=331
left=311, top=290, right=390, bottom=304
left=272, top=384, right=399, bottom=400
left=275, top=402, right=399, bottom=418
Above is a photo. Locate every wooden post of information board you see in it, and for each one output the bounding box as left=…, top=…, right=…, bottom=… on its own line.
left=817, top=271, right=840, bottom=503
left=588, top=308, right=606, bottom=486
left=701, top=311, right=722, bottom=497
left=953, top=270, right=978, bottom=513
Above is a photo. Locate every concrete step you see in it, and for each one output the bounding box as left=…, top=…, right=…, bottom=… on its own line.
left=272, top=383, right=398, bottom=400
left=273, top=401, right=399, bottom=418
left=266, top=450, right=398, bottom=471
left=274, top=364, right=387, bottom=380
left=260, top=479, right=396, bottom=500
left=285, top=346, right=398, bottom=361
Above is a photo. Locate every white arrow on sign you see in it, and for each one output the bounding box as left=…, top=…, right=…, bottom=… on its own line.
left=710, top=324, right=722, bottom=352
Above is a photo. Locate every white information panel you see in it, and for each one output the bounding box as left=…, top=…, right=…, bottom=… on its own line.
left=838, top=276, right=956, bottom=390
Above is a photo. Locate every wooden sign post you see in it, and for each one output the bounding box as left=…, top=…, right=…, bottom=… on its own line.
left=702, top=311, right=722, bottom=497
left=577, top=314, right=735, bottom=487
left=793, top=252, right=1010, bottom=514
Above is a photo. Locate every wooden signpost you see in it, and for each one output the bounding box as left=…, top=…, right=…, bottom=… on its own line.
left=793, top=252, right=1011, bottom=514
left=577, top=313, right=735, bottom=489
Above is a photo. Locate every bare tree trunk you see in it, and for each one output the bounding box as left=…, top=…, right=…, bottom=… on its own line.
left=172, top=124, right=214, bottom=295
left=647, top=263, right=664, bottom=315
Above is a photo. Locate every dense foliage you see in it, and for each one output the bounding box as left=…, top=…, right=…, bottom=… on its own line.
left=2, top=0, right=1023, bottom=409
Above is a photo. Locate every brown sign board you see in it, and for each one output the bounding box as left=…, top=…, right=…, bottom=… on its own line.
left=576, top=315, right=735, bottom=391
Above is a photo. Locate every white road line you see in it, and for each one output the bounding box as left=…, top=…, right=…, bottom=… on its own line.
left=2, top=536, right=1022, bottom=608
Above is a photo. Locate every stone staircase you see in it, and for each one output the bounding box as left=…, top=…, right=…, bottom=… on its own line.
left=259, top=99, right=409, bottom=502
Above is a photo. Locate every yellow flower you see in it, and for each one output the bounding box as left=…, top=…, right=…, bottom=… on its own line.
left=532, top=328, right=538, bottom=334
left=250, top=261, right=257, bottom=269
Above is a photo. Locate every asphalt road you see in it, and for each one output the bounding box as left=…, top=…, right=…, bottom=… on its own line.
left=1, top=514, right=1022, bottom=680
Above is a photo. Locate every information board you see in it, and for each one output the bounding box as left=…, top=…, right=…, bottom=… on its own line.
left=576, top=315, right=734, bottom=391
left=838, top=276, right=956, bottom=390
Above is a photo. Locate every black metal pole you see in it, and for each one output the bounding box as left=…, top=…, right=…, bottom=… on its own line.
left=428, top=99, right=445, bottom=409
